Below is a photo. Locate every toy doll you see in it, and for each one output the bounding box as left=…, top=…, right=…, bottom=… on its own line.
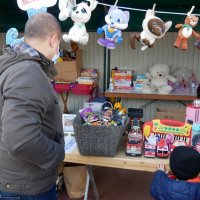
left=174, top=6, right=200, bottom=50
left=97, top=6, right=129, bottom=49
left=130, top=4, right=172, bottom=51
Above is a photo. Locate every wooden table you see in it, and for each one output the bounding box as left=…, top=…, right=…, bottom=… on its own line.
left=64, top=148, right=169, bottom=200
left=104, top=89, right=196, bottom=101
left=64, top=148, right=169, bottom=172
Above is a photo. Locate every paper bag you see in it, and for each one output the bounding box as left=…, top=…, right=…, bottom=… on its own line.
left=63, top=165, right=87, bottom=198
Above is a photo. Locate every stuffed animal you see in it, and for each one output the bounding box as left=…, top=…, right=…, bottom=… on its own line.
left=97, top=6, right=130, bottom=49
left=58, top=0, right=74, bottom=21
left=143, top=64, right=176, bottom=94
left=6, top=0, right=56, bottom=46
left=130, top=7, right=172, bottom=51
left=174, top=14, right=199, bottom=50
left=172, top=67, right=197, bottom=88
left=59, top=0, right=98, bottom=45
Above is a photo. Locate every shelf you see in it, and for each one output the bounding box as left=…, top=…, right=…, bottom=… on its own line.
left=104, top=89, right=196, bottom=101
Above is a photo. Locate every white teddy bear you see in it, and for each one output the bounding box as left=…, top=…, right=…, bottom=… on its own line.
left=143, top=64, right=177, bottom=94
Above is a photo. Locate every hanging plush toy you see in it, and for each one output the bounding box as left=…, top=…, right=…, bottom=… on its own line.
left=130, top=4, right=172, bottom=51
left=174, top=6, right=200, bottom=50
left=6, top=0, right=57, bottom=47
left=59, top=0, right=98, bottom=45
left=97, top=5, right=130, bottom=49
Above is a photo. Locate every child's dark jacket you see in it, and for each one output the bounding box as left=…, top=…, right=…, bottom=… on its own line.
left=150, top=170, right=200, bottom=200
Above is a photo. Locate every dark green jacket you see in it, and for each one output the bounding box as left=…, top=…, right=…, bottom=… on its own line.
left=0, top=46, right=64, bottom=195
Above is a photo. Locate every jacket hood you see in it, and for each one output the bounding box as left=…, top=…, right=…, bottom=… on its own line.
left=0, top=46, right=57, bottom=79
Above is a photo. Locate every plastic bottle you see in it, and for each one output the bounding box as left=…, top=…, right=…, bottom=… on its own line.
left=191, top=81, right=196, bottom=93
left=108, top=78, right=114, bottom=91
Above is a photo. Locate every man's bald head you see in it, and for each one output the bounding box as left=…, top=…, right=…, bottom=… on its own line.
left=24, top=13, right=61, bottom=40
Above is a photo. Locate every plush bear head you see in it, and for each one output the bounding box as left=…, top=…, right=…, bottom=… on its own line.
left=145, top=64, right=176, bottom=94
left=148, top=64, right=170, bottom=80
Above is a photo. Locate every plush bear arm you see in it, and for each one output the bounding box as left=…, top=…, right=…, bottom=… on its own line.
left=145, top=72, right=152, bottom=80
left=165, top=74, right=176, bottom=83
left=175, top=24, right=183, bottom=29
left=192, top=31, right=200, bottom=38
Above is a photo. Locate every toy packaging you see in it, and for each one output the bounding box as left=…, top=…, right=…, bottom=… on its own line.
left=186, top=104, right=200, bottom=124
left=114, top=69, right=133, bottom=90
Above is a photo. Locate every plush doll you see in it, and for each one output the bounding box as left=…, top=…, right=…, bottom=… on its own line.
left=143, top=64, right=176, bottom=94
left=174, top=6, right=200, bottom=50
left=97, top=6, right=130, bottom=49
left=172, top=67, right=197, bottom=88
left=6, top=0, right=56, bottom=46
left=130, top=5, right=172, bottom=51
left=59, top=0, right=98, bottom=45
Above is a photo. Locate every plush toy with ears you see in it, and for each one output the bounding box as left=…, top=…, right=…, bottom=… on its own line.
left=143, top=64, right=177, bottom=94
left=59, top=0, right=98, bottom=45
left=174, top=6, right=200, bottom=50
left=130, top=5, right=172, bottom=51
left=97, top=6, right=129, bottom=49
left=6, top=0, right=56, bottom=46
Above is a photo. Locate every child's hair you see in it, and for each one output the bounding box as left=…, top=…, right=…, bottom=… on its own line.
left=170, top=146, right=200, bottom=180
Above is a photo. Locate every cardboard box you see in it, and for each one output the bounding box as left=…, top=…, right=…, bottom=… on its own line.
left=156, top=107, right=186, bottom=122
left=54, top=50, right=82, bottom=82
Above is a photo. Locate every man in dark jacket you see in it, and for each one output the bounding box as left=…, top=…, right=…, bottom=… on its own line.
left=150, top=146, right=200, bottom=200
left=0, top=13, right=64, bottom=199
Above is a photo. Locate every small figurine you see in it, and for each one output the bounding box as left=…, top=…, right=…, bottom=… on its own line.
left=97, top=6, right=130, bottom=49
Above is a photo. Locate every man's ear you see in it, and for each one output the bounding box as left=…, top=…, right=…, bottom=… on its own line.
left=49, top=33, right=59, bottom=48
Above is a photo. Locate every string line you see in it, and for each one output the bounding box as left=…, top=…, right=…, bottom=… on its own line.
left=97, top=2, right=200, bottom=16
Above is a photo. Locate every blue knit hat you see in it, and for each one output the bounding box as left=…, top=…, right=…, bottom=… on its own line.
left=170, top=146, right=200, bottom=180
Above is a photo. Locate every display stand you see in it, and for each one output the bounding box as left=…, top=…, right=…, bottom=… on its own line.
left=53, top=83, right=98, bottom=113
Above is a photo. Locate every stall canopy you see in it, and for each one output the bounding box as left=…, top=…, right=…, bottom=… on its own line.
left=0, top=0, right=200, bottom=33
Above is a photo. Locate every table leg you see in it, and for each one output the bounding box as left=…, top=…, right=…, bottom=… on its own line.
left=84, top=165, right=99, bottom=200
left=86, top=165, right=99, bottom=200
left=60, top=92, right=69, bottom=113
left=84, top=172, right=90, bottom=200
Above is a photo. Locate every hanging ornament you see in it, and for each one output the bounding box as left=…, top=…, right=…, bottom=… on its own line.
left=59, top=0, right=98, bottom=45
left=174, top=6, right=199, bottom=50
left=97, top=0, right=130, bottom=49
left=130, top=4, right=172, bottom=51
left=6, top=0, right=57, bottom=47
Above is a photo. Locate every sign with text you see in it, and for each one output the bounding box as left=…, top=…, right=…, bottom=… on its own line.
left=17, top=0, right=57, bottom=10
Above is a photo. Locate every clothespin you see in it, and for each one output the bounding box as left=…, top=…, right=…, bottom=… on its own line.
left=114, top=0, right=119, bottom=8
left=187, top=5, right=195, bottom=16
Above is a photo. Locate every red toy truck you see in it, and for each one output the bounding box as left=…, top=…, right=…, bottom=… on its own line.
left=156, top=139, right=169, bottom=158
left=144, top=142, right=156, bottom=158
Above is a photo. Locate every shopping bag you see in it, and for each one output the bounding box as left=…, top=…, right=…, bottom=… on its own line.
left=63, top=165, right=87, bottom=198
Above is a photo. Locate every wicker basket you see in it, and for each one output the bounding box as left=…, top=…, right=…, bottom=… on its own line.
left=73, top=115, right=129, bottom=157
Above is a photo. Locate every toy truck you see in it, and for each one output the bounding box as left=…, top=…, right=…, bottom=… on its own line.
left=156, top=139, right=169, bottom=158
left=144, top=142, right=156, bottom=158
left=126, top=130, right=143, bottom=156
